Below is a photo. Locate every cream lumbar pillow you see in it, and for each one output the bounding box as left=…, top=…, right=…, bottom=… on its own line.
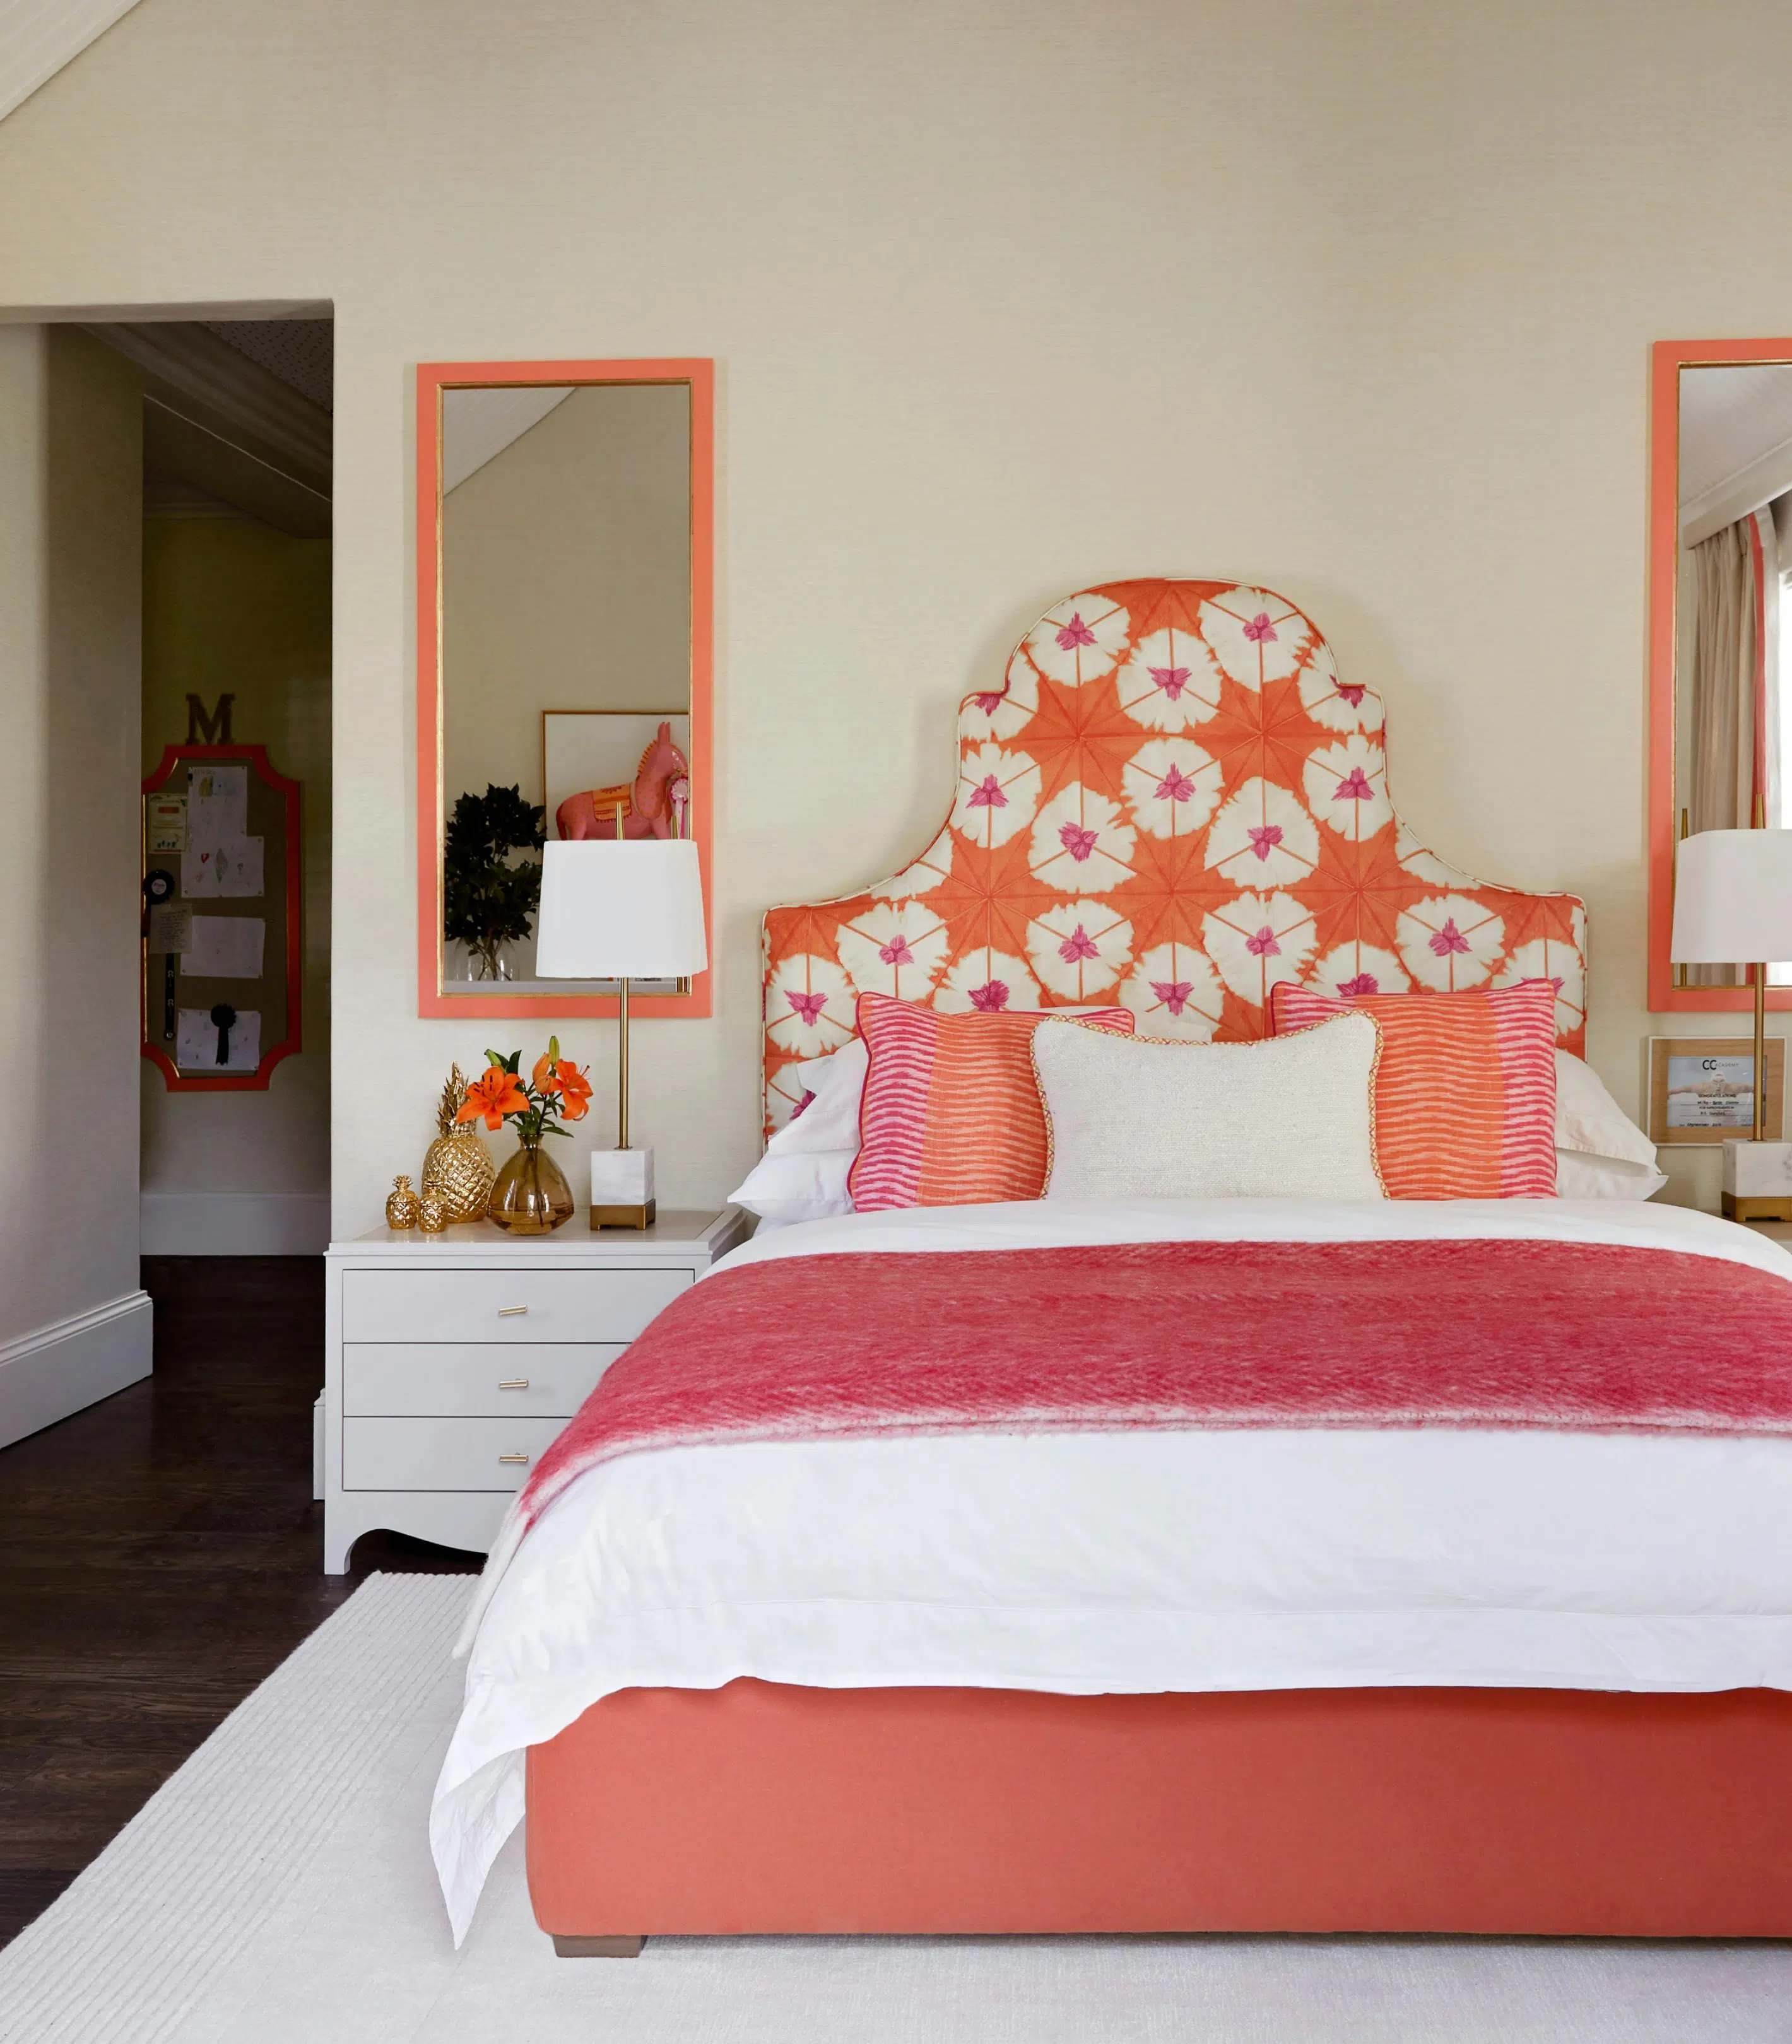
left=1032, top=1012, right=1386, bottom=1202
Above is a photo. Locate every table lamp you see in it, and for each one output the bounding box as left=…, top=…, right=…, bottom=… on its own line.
left=1671, top=827, right=1792, bottom=1219
left=535, top=839, right=707, bottom=1229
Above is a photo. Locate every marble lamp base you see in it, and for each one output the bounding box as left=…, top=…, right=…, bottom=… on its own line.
left=591, top=1147, right=656, bottom=1230
left=1721, top=1139, right=1792, bottom=1225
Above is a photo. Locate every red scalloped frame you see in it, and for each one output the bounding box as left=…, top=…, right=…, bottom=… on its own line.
left=141, top=743, right=303, bottom=1092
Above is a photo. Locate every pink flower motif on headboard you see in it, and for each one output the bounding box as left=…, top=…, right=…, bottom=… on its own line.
left=1155, top=764, right=1197, bottom=804
left=1150, top=664, right=1191, bottom=700
left=1242, top=613, right=1278, bottom=644
left=1336, top=972, right=1378, bottom=996
left=1334, top=766, right=1374, bottom=801
left=786, top=989, right=828, bottom=1028
left=967, top=774, right=1008, bottom=809
left=974, top=691, right=1005, bottom=715
left=969, top=980, right=1010, bottom=1012
left=1056, top=613, right=1098, bottom=652
left=1428, top=919, right=1471, bottom=959
left=1336, top=683, right=1365, bottom=708
left=1059, top=822, right=1099, bottom=862
left=1245, top=926, right=1281, bottom=958
left=1152, top=978, right=1194, bottom=1016
left=1058, top=925, right=1100, bottom=965
left=879, top=934, right=916, bottom=966
left=1246, top=824, right=1283, bottom=861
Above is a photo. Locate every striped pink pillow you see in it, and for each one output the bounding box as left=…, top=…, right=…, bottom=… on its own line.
left=1269, top=980, right=1558, bottom=1199
left=850, top=994, right=1135, bottom=1212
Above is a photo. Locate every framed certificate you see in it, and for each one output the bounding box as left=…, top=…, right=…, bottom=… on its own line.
left=1647, top=1036, right=1786, bottom=1145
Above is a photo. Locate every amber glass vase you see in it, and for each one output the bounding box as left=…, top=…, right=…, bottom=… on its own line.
left=486, top=1133, right=575, bottom=1233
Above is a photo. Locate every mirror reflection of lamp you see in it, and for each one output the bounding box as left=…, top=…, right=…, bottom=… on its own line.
left=533, top=840, right=707, bottom=1229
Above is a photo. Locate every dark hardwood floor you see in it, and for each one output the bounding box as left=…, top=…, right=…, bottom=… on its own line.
left=0, top=1256, right=481, bottom=1947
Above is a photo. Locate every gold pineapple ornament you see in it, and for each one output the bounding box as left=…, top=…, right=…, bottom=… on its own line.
left=385, top=1175, right=420, bottom=1230
left=421, top=1064, right=497, bottom=1222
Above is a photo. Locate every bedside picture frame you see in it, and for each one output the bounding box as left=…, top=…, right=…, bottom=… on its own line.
left=1647, top=1036, right=1786, bottom=1145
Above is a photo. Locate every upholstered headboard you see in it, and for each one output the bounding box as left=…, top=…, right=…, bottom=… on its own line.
left=762, top=579, right=1586, bottom=1132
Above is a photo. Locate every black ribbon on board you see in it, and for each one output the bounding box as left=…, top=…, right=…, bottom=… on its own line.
left=209, top=1003, right=237, bottom=1066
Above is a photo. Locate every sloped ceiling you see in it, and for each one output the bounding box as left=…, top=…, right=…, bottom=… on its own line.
left=442, top=386, right=575, bottom=494
left=0, top=0, right=143, bottom=126
left=1678, top=360, right=1792, bottom=544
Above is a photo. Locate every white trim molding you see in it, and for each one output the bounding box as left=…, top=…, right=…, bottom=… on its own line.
left=0, top=1289, right=152, bottom=1450
left=1682, top=432, right=1792, bottom=550
left=141, top=1191, right=330, bottom=1257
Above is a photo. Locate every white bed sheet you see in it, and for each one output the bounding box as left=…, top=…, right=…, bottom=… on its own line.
left=431, top=1197, right=1792, bottom=1941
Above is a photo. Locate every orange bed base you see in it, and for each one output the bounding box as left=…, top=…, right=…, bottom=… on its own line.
left=526, top=1678, right=1792, bottom=1944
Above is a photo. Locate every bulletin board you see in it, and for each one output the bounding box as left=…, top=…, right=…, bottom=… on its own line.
left=141, top=743, right=302, bottom=1092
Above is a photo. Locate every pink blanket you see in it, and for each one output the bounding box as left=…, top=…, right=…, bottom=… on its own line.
left=505, top=1238, right=1792, bottom=1548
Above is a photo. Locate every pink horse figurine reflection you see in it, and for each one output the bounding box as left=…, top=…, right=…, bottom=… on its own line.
left=555, top=722, right=690, bottom=841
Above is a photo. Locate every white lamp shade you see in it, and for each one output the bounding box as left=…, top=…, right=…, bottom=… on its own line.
left=534, top=840, right=708, bottom=979
left=1671, top=828, right=1792, bottom=964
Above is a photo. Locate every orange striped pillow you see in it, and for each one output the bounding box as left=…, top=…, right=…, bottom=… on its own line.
left=1268, top=980, right=1558, bottom=1199
left=850, top=994, right=1135, bottom=1211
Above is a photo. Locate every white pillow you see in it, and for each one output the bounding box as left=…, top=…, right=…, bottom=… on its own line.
left=1033, top=1013, right=1386, bottom=1202
left=1554, top=1052, right=1658, bottom=1169
left=1554, top=1150, right=1667, bottom=1201
left=728, top=1148, right=854, bottom=1224
left=767, top=1038, right=869, bottom=1156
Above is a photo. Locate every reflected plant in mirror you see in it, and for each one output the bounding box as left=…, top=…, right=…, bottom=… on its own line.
left=442, top=784, right=545, bottom=982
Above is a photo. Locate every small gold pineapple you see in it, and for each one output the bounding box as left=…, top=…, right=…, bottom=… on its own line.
left=421, top=1064, right=497, bottom=1222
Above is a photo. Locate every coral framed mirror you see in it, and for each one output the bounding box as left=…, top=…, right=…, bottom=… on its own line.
left=1649, top=338, right=1792, bottom=1013
left=415, top=358, right=713, bottom=1018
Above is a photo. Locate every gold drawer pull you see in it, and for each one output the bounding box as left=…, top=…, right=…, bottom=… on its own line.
left=498, top=1378, right=530, bottom=1391
left=498, top=1452, right=531, bottom=1465
left=497, top=1305, right=529, bottom=1318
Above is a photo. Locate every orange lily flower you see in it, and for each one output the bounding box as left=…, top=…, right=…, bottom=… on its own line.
left=551, top=1059, right=593, bottom=1123
left=531, top=1054, right=562, bottom=1098
left=456, top=1066, right=528, bottom=1131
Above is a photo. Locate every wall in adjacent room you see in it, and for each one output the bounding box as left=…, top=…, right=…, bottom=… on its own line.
left=139, top=508, right=331, bottom=1252
left=0, top=324, right=150, bottom=1444
left=1, top=1, right=1789, bottom=1227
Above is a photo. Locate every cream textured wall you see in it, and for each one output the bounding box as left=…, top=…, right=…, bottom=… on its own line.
left=0, top=0, right=1785, bottom=1228
left=0, top=325, right=143, bottom=1334
left=139, top=512, right=331, bottom=1224
left=442, top=382, right=690, bottom=813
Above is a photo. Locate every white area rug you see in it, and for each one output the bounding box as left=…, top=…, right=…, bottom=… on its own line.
left=1, top=1573, right=1790, bottom=2043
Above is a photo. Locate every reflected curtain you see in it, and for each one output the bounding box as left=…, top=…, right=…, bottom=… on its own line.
left=1687, top=507, right=1780, bottom=986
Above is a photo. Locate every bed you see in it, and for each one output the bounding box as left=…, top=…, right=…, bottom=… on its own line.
left=432, top=579, right=1792, bottom=1950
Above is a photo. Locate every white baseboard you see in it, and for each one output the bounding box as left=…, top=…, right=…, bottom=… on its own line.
left=0, top=1290, right=153, bottom=1450
left=140, top=1192, right=329, bottom=1255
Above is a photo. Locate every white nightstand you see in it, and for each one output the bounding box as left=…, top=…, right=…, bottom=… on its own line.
left=321, top=1206, right=750, bottom=1573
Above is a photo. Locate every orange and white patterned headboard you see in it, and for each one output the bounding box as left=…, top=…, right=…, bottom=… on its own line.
left=762, top=578, right=1586, bottom=1132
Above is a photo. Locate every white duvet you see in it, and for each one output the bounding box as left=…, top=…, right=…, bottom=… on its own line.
left=431, top=1197, right=1792, bottom=1942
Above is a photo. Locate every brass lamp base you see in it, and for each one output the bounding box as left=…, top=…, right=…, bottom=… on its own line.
left=591, top=1200, right=656, bottom=1231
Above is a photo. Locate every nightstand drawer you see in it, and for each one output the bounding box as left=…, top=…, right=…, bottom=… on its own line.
left=343, top=1343, right=622, bottom=1417
left=340, top=1266, right=692, bottom=1344
left=341, top=1415, right=570, bottom=1492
